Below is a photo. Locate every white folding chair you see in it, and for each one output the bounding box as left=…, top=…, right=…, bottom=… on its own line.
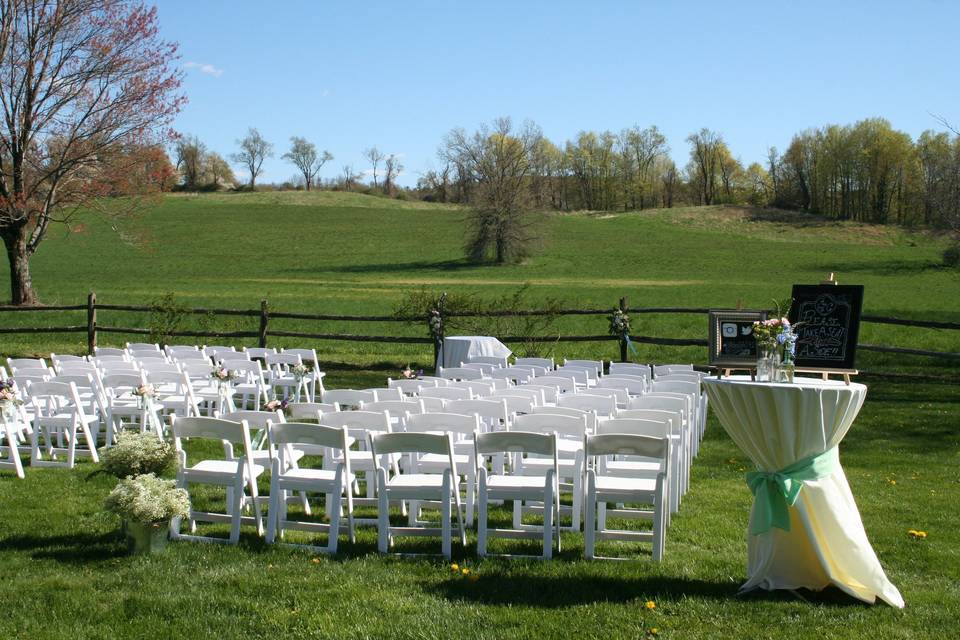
left=510, top=412, right=587, bottom=531
left=584, top=432, right=669, bottom=561
left=282, top=348, right=327, bottom=401
left=387, top=378, right=435, bottom=396
left=170, top=416, right=265, bottom=544
left=143, top=370, right=201, bottom=419
left=403, top=412, right=480, bottom=526
left=93, top=347, right=128, bottom=358
left=476, top=431, right=559, bottom=559
left=653, top=364, right=694, bottom=377
left=558, top=393, right=616, bottom=419
left=446, top=380, right=496, bottom=397
left=615, top=409, right=685, bottom=511
left=490, top=387, right=543, bottom=407
left=370, top=431, right=466, bottom=559
left=27, top=381, right=100, bottom=468
left=360, top=399, right=424, bottom=430
left=609, top=362, right=652, bottom=379
left=266, top=422, right=354, bottom=553
left=225, top=359, right=269, bottom=410
left=0, top=395, right=27, bottom=479
left=468, top=355, right=510, bottom=368
left=520, top=383, right=560, bottom=405
left=554, top=366, right=591, bottom=387
left=563, top=359, right=603, bottom=378
left=579, top=387, right=630, bottom=408
left=531, top=375, right=577, bottom=395
left=599, top=376, right=647, bottom=396
left=514, top=357, right=554, bottom=370
left=286, top=402, right=339, bottom=421
left=102, top=372, right=164, bottom=445
left=530, top=405, right=598, bottom=434
left=265, top=352, right=312, bottom=402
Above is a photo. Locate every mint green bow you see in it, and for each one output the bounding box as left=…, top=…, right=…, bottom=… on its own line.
left=745, top=447, right=839, bottom=535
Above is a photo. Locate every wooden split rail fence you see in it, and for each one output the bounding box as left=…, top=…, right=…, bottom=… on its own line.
left=0, top=293, right=958, bottom=378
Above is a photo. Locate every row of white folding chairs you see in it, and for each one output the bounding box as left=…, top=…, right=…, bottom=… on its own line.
left=170, top=411, right=670, bottom=560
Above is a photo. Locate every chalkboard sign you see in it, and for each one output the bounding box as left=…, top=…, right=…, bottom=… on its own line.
left=788, top=284, right=864, bottom=370
left=708, top=310, right=768, bottom=368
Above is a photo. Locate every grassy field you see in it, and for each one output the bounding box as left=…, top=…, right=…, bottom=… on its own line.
left=0, top=191, right=958, bottom=638
left=1, top=191, right=957, bottom=375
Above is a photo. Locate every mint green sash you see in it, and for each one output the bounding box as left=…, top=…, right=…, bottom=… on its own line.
left=745, top=447, right=839, bottom=535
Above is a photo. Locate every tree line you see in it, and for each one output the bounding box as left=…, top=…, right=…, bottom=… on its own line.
left=419, top=117, right=960, bottom=233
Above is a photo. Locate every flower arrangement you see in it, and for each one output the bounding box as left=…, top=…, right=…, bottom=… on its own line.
left=211, top=367, right=238, bottom=383
left=291, top=363, right=311, bottom=380
left=400, top=365, right=424, bottom=380
left=131, top=383, right=156, bottom=399
left=752, top=317, right=791, bottom=350
left=427, top=308, right=443, bottom=342
left=0, top=379, right=23, bottom=418
left=100, top=432, right=176, bottom=479
left=263, top=398, right=289, bottom=412
left=608, top=309, right=631, bottom=338
left=104, top=473, right=190, bottom=524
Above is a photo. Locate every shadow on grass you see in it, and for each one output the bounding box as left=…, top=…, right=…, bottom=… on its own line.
left=284, top=258, right=476, bottom=275
left=427, top=572, right=871, bottom=608
left=0, top=531, right=124, bottom=564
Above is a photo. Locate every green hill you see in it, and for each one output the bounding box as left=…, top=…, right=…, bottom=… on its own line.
left=2, top=191, right=957, bottom=370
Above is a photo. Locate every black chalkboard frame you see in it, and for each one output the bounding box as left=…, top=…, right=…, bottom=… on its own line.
left=788, top=284, right=865, bottom=371
left=708, top=309, right=769, bottom=368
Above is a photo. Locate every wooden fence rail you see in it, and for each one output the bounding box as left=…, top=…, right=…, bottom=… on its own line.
left=0, top=293, right=957, bottom=371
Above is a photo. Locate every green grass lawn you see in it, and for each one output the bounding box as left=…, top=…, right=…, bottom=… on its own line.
left=1, top=377, right=956, bottom=639
left=0, top=192, right=958, bottom=638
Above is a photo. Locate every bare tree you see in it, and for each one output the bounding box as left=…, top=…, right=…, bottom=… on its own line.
left=175, top=135, right=206, bottom=189
left=383, top=154, right=404, bottom=196
left=282, top=137, right=332, bottom=191
left=0, top=0, right=183, bottom=304
left=442, top=117, right=543, bottom=264
left=231, top=128, right=273, bottom=190
left=364, top=146, right=385, bottom=189
left=686, top=128, right=725, bottom=205
left=340, top=164, right=359, bottom=190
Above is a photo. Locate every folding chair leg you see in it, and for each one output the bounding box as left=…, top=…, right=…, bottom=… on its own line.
left=377, top=471, right=390, bottom=553
left=266, top=486, right=279, bottom=543
left=328, top=485, right=341, bottom=555
left=477, top=480, right=488, bottom=557
left=229, top=476, right=245, bottom=543
left=543, top=481, right=554, bottom=560
left=584, top=473, right=596, bottom=559
left=441, top=474, right=452, bottom=559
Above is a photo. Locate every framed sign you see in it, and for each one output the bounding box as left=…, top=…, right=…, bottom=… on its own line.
left=708, top=310, right=768, bottom=368
left=788, top=284, right=864, bottom=370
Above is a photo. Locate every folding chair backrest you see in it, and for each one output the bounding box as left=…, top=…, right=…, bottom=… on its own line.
left=532, top=376, right=577, bottom=394
left=93, top=355, right=131, bottom=365
left=371, top=387, right=404, bottom=402
left=650, top=380, right=699, bottom=395
left=493, top=387, right=542, bottom=405
left=51, top=354, right=87, bottom=365
left=487, top=368, right=531, bottom=384
left=179, top=362, right=216, bottom=380
left=216, top=351, right=251, bottom=363
left=608, top=362, right=652, bottom=378
left=265, top=353, right=302, bottom=372
left=598, top=376, right=646, bottom=395
left=98, top=361, right=139, bottom=374
left=468, top=355, right=510, bottom=368
left=360, top=400, right=424, bottom=416
left=140, top=362, right=181, bottom=375
left=127, top=342, right=161, bottom=351
left=653, top=364, right=693, bottom=376
left=488, top=393, right=535, bottom=415
left=510, top=364, right=549, bottom=378
left=320, top=410, right=391, bottom=436
left=418, top=386, right=473, bottom=401
left=244, top=347, right=277, bottom=360
left=615, top=409, right=676, bottom=434
left=14, top=371, right=51, bottom=388
left=323, top=389, right=376, bottom=409
left=414, top=376, right=450, bottom=387
left=476, top=430, right=556, bottom=457
left=563, top=359, right=603, bottom=377
left=171, top=416, right=251, bottom=444
left=405, top=412, right=480, bottom=436
left=166, top=345, right=200, bottom=355
left=219, top=409, right=284, bottom=430
left=438, top=366, right=483, bottom=381
left=388, top=378, right=435, bottom=394
left=520, top=383, right=560, bottom=404
left=558, top=393, right=616, bottom=416
left=203, top=345, right=236, bottom=357
left=8, top=357, right=47, bottom=372
left=443, top=399, right=509, bottom=426
left=418, top=396, right=447, bottom=412
left=172, top=352, right=211, bottom=363
left=286, top=402, right=338, bottom=420
left=554, top=366, right=590, bottom=385
left=512, top=412, right=586, bottom=439
left=94, top=347, right=128, bottom=357
left=370, top=431, right=452, bottom=457
left=282, top=348, right=320, bottom=370
left=447, top=380, right=496, bottom=397
left=26, top=381, right=86, bottom=418
left=628, top=394, right=687, bottom=417
left=597, top=417, right=669, bottom=438
left=514, top=357, right=554, bottom=370
left=586, top=433, right=668, bottom=459
left=102, top=372, right=145, bottom=392
left=460, top=362, right=497, bottom=375
left=56, top=362, right=98, bottom=374
left=272, top=421, right=348, bottom=450
left=530, top=405, right=596, bottom=432
left=578, top=387, right=629, bottom=406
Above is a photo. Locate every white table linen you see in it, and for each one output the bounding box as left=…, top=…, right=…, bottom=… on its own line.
left=703, top=376, right=904, bottom=607
left=439, top=336, right=512, bottom=369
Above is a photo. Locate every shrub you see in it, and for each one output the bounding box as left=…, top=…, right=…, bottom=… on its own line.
left=943, top=243, right=960, bottom=268
left=101, top=432, right=175, bottom=479
left=104, top=473, right=190, bottom=523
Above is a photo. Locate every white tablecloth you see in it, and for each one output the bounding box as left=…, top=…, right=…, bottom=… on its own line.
left=439, top=336, right=511, bottom=369
left=702, top=376, right=904, bottom=607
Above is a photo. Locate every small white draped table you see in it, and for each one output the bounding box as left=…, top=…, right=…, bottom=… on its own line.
left=702, top=376, right=904, bottom=607
left=438, top=336, right=512, bottom=369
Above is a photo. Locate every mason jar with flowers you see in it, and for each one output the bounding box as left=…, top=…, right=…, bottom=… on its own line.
left=752, top=317, right=798, bottom=382
left=0, top=379, right=23, bottom=424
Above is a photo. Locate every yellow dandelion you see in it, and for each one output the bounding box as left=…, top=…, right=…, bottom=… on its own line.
left=888, top=479, right=897, bottom=485
left=450, top=563, right=459, bottom=572
left=645, top=600, right=656, bottom=610
left=649, top=628, right=659, bottom=636
left=461, top=568, right=471, bottom=575
left=311, top=557, right=321, bottom=564
left=918, top=531, right=928, bottom=538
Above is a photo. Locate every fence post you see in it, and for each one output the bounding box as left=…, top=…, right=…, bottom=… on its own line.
left=618, top=296, right=628, bottom=362
left=87, top=291, right=97, bottom=355
left=258, top=299, right=269, bottom=348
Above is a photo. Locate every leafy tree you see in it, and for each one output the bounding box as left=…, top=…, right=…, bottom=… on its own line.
left=231, top=128, right=272, bottom=190
left=0, top=0, right=183, bottom=304
left=175, top=135, right=206, bottom=189
left=204, top=153, right=235, bottom=189
left=282, top=137, right=332, bottom=191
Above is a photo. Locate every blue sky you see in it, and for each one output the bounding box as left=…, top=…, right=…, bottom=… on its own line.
left=157, top=0, right=959, bottom=187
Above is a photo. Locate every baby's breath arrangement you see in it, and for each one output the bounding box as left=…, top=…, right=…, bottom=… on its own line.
left=104, top=473, right=190, bottom=524
left=101, top=432, right=175, bottom=479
